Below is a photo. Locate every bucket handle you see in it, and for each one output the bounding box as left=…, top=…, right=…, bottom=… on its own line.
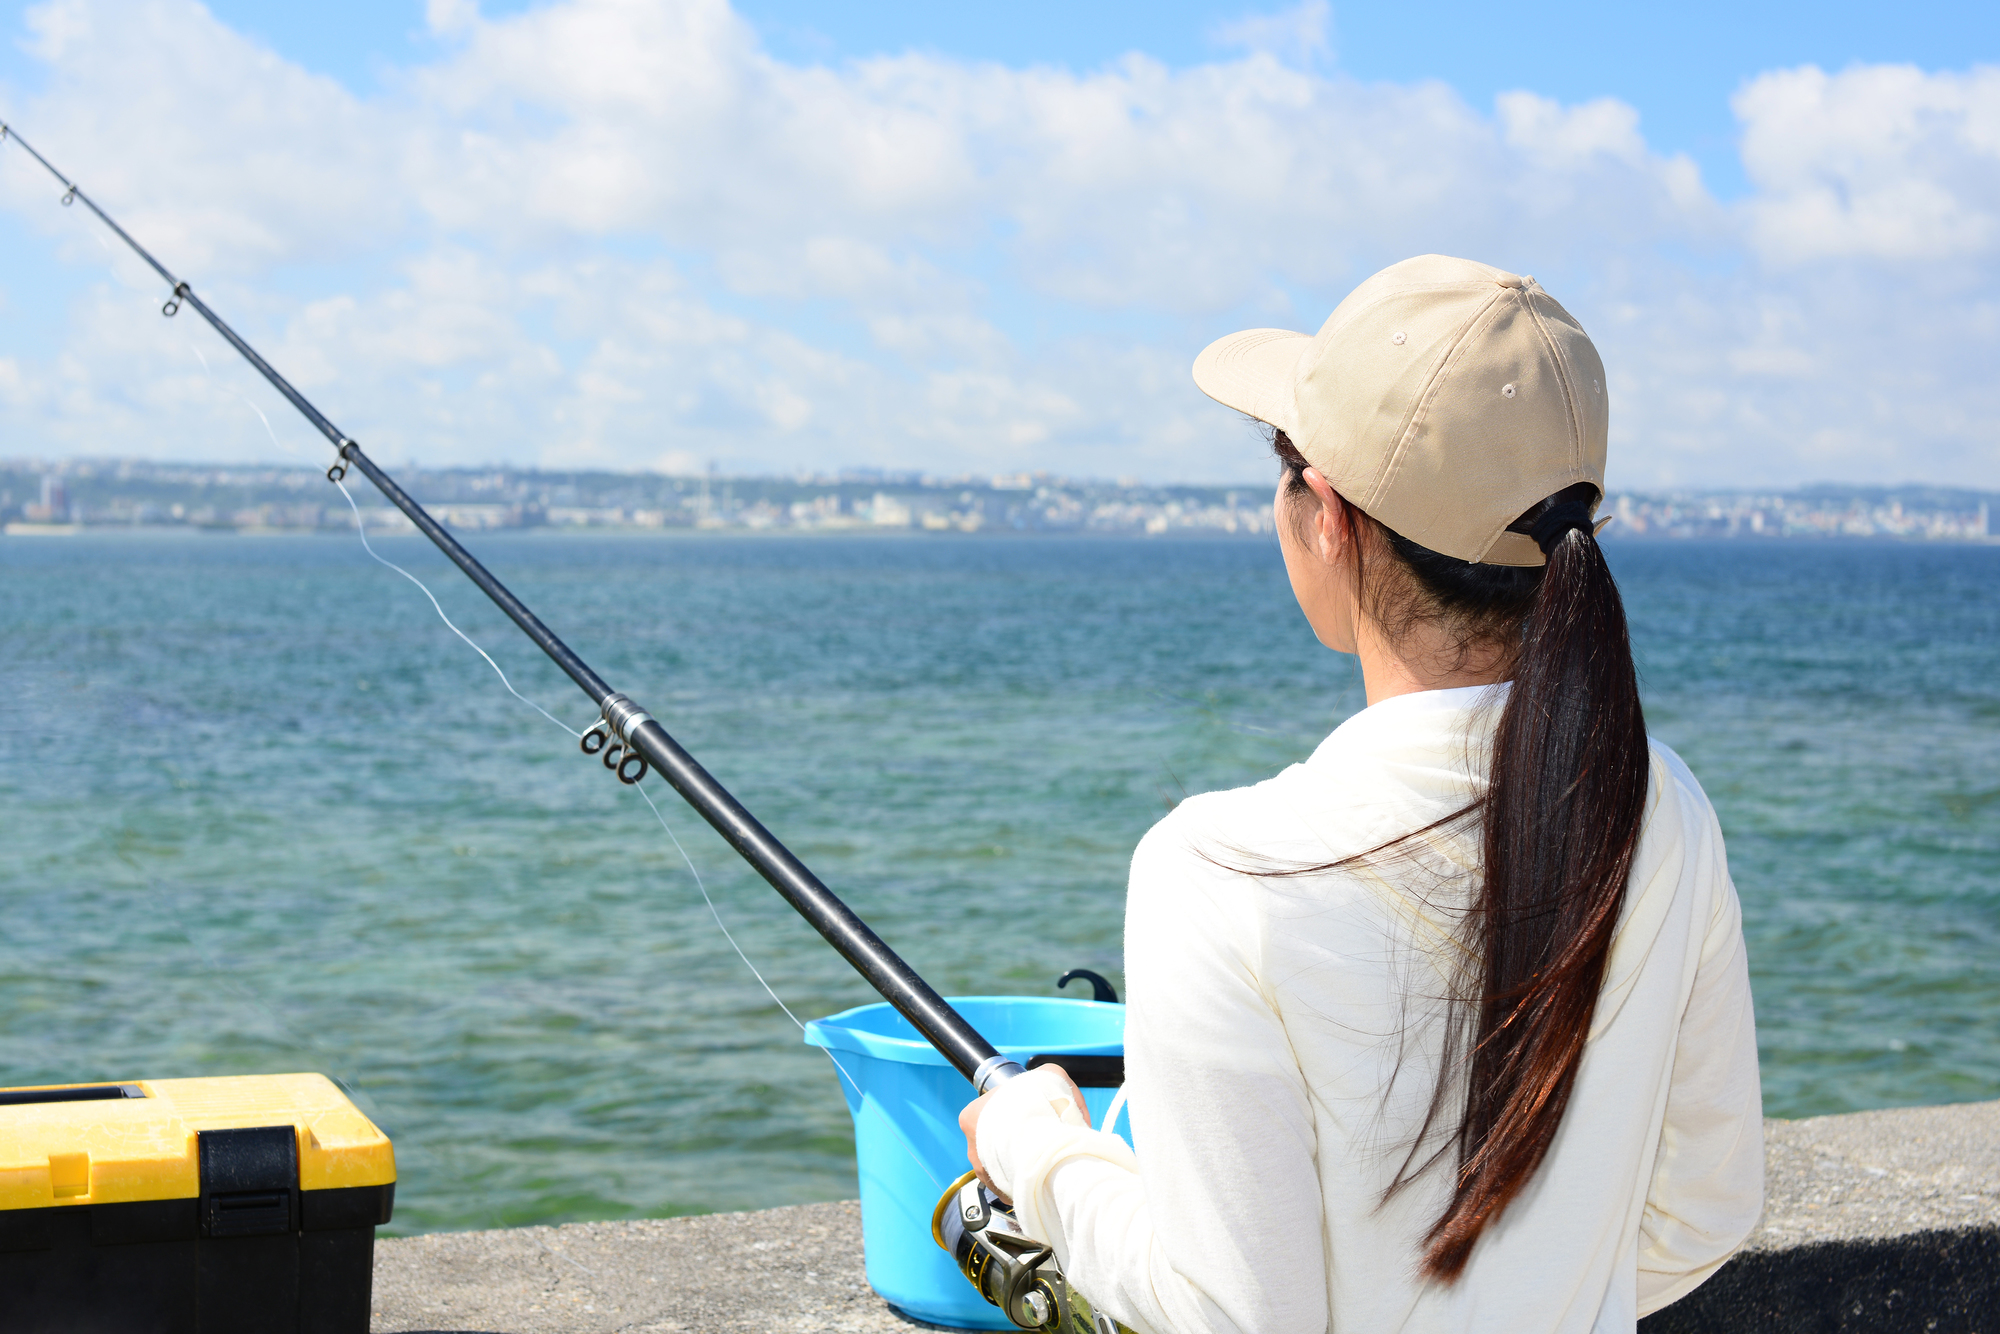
left=1056, top=969, right=1119, bottom=1004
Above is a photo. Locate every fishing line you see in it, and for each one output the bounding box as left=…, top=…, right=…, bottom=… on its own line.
left=630, top=778, right=934, bottom=1187
left=330, top=478, right=582, bottom=738
left=324, top=489, right=938, bottom=1183
left=328, top=475, right=805, bottom=1015
left=321, top=469, right=920, bottom=1177
left=317, top=497, right=924, bottom=1170
left=188, top=323, right=579, bottom=745
left=151, top=290, right=843, bottom=1140
left=198, top=328, right=856, bottom=1120
left=150, top=264, right=579, bottom=747
left=183, top=315, right=937, bottom=1190
left=635, top=782, right=807, bottom=1032
left=161, top=283, right=579, bottom=741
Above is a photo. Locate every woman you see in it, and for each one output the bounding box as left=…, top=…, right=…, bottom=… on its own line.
left=960, top=255, right=1763, bottom=1333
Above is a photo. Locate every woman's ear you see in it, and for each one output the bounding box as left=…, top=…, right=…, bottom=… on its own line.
left=1300, top=467, right=1350, bottom=565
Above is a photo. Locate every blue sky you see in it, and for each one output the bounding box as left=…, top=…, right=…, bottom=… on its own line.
left=2, top=1, right=1998, bottom=485
left=7, top=1, right=1989, bottom=196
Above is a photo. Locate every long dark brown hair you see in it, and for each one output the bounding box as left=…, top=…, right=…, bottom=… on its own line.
left=1271, top=430, right=1650, bottom=1281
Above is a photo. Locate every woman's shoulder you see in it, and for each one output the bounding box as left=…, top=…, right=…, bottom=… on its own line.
left=1130, top=767, right=1329, bottom=887
left=1138, top=741, right=1478, bottom=873
left=1152, top=760, right=1335, bottom=839
left=1645, top=735, right=1724, bottom=830
left=1124, top=771, right=1334, bottom=960
left=1136, top=773, right=1282, bottom=857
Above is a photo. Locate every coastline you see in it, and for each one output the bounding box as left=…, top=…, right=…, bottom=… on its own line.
left=5, top=522, right=1997, bottom=546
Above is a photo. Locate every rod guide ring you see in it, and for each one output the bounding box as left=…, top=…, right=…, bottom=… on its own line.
left=327, top=438, right=357, bottom=483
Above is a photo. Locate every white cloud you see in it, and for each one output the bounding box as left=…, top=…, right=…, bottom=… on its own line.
left=0, top=0, right=1996, bottom=488
left=425, top=0, right=478, bottom=38
left=1738, top=63, right=2000, bottom=264
left=9, top=0, right=396, bottom=275
left=1210, top=2, right=1331, bottom=70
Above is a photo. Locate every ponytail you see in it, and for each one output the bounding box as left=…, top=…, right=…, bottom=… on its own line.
left=1267, top=433, right=1651, bottom=1280
left=1421, top=484, right=1650, bottom=1279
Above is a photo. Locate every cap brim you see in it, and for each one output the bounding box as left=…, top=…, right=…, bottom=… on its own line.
left=1191, top=328, right=1314, bottom=437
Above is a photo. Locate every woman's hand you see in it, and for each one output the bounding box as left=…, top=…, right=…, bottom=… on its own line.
left=959, top=1063, right=1091, bottom=1204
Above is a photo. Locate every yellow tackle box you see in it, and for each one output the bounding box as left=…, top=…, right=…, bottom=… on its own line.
left=0, top=1072, right=395, bottom=1334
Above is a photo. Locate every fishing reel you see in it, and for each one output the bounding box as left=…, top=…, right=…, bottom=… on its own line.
left=933, top=1172, right=1131, bottom=1334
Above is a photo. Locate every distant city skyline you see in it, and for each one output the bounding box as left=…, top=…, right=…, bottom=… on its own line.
left=2, top=2, right=1997, bottom=488
left=5, top=456, right=1992, bottom=544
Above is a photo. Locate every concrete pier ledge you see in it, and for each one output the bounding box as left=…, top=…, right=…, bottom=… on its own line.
left=370, top=1100, right=1998, bottom=1333
left=1639, top=1100, right=1997, bottom=1333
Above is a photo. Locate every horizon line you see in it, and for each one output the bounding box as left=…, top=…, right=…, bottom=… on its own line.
left=5, top=455, right=1998, bottom=500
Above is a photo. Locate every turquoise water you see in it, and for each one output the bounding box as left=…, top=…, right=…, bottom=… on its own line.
left=3, top=532, right=1995, bottom=1234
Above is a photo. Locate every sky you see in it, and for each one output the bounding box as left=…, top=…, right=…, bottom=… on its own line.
left=0, top=0, right=1996, bottom=487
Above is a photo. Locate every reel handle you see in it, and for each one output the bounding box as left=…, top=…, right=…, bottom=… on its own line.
left=931, top=1172, right=1132, bottom=1333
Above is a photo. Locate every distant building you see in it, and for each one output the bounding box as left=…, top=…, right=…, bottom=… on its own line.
left=867, top=493, right=913, bottom=528
left=25, top=474, right=69, bottom=522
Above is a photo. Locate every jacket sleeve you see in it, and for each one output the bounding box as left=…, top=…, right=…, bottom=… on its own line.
left=978, top=803, right=1329, bottom=1334
left=1635, top=845, right=1765, bottom=1315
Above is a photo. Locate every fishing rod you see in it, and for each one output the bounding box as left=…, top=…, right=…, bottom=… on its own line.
left=0, top=120, right=1025, bottom=1100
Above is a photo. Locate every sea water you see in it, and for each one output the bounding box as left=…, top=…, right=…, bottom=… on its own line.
left=2, top=533, right=1995, bottom=1233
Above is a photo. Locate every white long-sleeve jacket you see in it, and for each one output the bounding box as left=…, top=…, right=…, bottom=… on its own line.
left=977, top=685, right=1763, bottom=1334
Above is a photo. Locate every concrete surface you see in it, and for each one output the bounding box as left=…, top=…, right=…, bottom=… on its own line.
left=372, top=1100, right=1998, bottom=1333
left=1639, top=1099, right=1998, bottom=1333
left=1752, top=1101, right=2000, bottom=1247
left=369, top=1201, right=945, bottom=1334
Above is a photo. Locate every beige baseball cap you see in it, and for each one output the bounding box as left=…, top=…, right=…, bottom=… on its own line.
left=1192, top=254, right=1607, bottom=567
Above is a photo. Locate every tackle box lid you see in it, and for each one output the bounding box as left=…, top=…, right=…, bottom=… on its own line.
left=0, top=1073, right=393, bottom=1211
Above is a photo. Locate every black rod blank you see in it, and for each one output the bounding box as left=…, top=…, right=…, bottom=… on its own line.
left=2, top=120, right=1018, bottom=1091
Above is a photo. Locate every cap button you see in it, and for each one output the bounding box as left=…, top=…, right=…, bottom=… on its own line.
left=1495, top=273, right=1524, bottom=289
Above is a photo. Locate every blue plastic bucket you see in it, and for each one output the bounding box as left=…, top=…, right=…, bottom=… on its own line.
left=804, top=996, right=1131, bottom=1330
